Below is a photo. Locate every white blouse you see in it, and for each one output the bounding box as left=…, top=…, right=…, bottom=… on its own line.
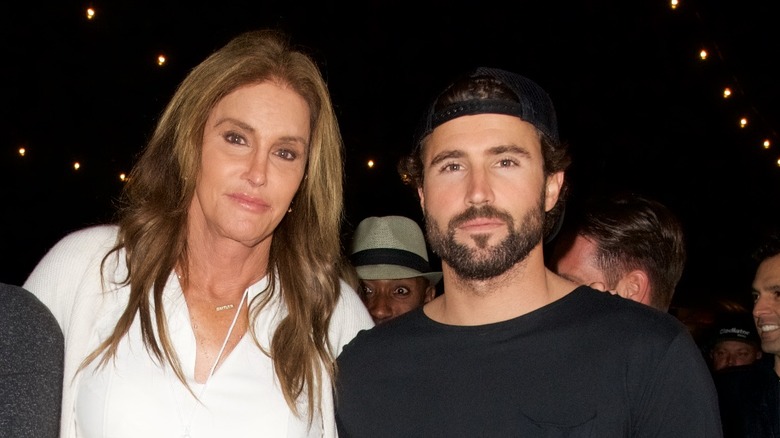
left=75, top=277, right=320, bottom=438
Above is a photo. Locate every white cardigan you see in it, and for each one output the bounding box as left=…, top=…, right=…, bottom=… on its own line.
left=23, top=224, right=374, bottom=438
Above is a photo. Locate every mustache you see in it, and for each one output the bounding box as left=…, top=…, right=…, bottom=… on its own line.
left=449, top=205, right=514, bottom=229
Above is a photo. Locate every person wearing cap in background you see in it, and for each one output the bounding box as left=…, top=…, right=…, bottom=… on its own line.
left=707, top=312, right=763, bottom=372
left=334, top=66, right=721, bottom=437
left=349, top=216, right=442, bottom=324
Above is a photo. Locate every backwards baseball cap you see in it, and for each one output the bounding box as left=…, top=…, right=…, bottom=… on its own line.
left=414, top=66, right=560, bottom=147
left=350, top=216, right=442, bottom=284
left=708, top=313, right=761, bottom=349
left=410, top=67, right=565, bottom=243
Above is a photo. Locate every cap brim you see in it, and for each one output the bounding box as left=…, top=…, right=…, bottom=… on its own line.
left=356, top=264, right=442, bottom=285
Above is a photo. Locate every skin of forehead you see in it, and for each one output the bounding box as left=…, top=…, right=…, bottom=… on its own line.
left=755, top=254, right=780, bottom=291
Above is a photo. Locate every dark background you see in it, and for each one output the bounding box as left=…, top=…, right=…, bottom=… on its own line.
left=2, top=1, right=779, bottom=313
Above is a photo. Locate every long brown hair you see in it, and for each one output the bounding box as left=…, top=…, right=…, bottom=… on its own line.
left=87, top=29, right=345, bottom=422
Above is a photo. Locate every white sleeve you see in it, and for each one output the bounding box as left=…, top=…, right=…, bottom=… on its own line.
left=23, top=224, right=120, bottom=331
left=328, top=280, right=374, bottom=356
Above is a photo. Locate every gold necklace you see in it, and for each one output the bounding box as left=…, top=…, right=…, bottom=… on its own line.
left=181, top=287, right=249, bottom=437
left=176, top=271, right=240, bottom=312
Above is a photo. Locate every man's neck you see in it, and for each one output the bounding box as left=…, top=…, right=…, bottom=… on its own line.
left=424, top=250, right=576, bottom=326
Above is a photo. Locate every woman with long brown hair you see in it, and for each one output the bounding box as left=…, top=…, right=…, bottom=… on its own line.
left=24, top=29, right=372, bottom=437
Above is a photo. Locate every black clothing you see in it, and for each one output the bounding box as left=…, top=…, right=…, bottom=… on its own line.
left=336, top=286, right=722, bottom=437
left=0, top=283, right=63, bottom=438
left=714, top=359, right=780, bottom=437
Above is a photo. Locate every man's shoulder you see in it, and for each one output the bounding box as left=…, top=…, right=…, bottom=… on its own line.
left=338, top=309, right=426, bottom=357
left=0, top=283, right=63, bottom=362
left=0, top=283, right=58, bottom=324
left=566, top=286, right=686, bottom=332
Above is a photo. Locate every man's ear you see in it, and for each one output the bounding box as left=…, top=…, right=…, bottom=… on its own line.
left=423, top=284, right=436, bottom=303
left=544, top=171, right=564, bottom=212
left=418, top=186, right=426, bottom=211
left=615, top=270, right=651, bottom=306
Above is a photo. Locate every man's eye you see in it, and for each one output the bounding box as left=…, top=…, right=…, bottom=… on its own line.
left=395, top=287, right=411, bottom=296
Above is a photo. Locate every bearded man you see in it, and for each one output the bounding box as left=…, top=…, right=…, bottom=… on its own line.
left=334, top=67, right=722, bottom=437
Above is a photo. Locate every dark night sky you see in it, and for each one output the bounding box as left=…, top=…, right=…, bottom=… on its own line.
left=2, top=1, right=779, bottom=311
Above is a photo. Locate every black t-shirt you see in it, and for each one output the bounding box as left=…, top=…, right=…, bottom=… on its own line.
left=335, top=286, right=722, bottom=437
left=714, top=359, right=780, bottom=437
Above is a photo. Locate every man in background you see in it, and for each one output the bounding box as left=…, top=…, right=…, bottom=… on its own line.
left=706, top=311, right=763, bottom=372
left=714, top=231, right=780, bottom=437
left=349, top=215, right=441, bottom=324
left=549, top=192, right=686, bottom=312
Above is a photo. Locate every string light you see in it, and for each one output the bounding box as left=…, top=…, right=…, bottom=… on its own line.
left=15, top=3, right=780, bottom=182
left=689, top=9, right=778, bottom=169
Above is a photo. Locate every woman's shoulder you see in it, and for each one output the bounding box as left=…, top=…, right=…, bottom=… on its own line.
left=27, top=224, right=119, bottom=272
left=328, top=280, right=374, bottom=355
left=23, top=224, right=122, bottom=316
left=54, top=224, right=119, bottom=250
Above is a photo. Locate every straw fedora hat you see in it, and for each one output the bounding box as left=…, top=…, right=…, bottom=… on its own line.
left=350, top=216, right=442, bottom=284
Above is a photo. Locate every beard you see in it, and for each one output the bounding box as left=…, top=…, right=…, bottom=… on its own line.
left=424, top=193, right=546, bottom=281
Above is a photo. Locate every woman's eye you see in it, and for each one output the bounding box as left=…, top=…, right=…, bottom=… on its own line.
left=276, top=149, right=297, bottom=161
left=224, top=132, right=247, bottom=145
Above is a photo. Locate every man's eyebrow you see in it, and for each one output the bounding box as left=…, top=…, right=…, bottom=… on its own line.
left=487, top=144, right=530, bottom=157
left=427, top=144, right=531, bottom=168
left=428, top=149, right=464, bottom=168
left=755, top=284, right=780, bottom=293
